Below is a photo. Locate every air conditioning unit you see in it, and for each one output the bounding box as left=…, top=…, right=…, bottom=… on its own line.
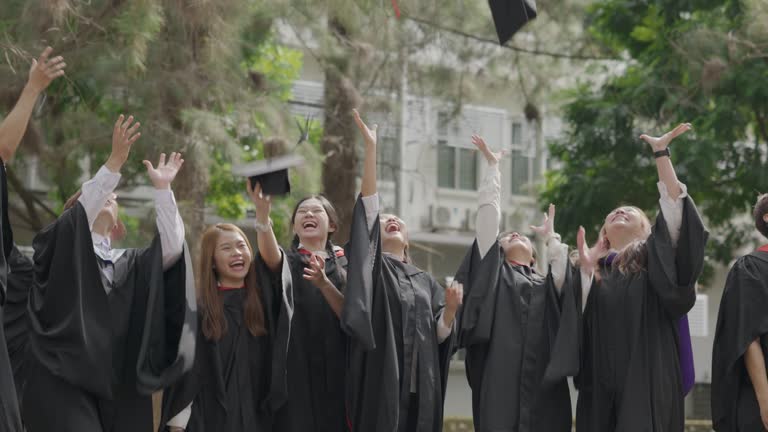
left=430, top=205, right=466, bottom=230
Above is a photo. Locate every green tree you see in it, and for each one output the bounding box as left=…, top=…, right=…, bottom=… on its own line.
left=542, top=0, right=768, bottom=275
left=0, top=1, right=304, bottom=248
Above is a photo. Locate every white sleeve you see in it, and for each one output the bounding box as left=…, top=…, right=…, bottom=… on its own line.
left=361, top=194, right=380, bottom=234
left=166, top=403, right=192, bottom=428
left=77, top=165, right=121, bottom=230
left=476, top=161, right=501, bottom=259
left=155, top=189, right=185, bottom=270
left=580, top=269, right=593, bottom=313
left=546, top=233, right=569, bottom=293
left=435, top=311, right=452, bottom=343
left=657, top=181, right=688, bottom=247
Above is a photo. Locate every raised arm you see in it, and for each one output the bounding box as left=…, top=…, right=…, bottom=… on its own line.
left=248, top=181, right=282, bottom=273
left=143, top=152, right=185, bottom=269
left=576, top=226, right=608, bottom=312
left=78, top=114, right=141, bottom=229
left=640, top=123, right=692, bottom=246
left=0, top=47, right=66, bottom=162
left=471, top=135, right=502, bottom=259
left=531, top=204, right=569, bottom=292
left=354, top=109, right=380, bottom=231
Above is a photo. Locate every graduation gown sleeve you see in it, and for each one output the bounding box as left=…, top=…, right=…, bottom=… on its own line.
left=2, top=247, right=33, bottom=399
left=453, top=240, right=501, bottom=348
left=647, top=196, right=708, bottom=319
left=133, top=237, right=197, bottom=394
left=712, top=252, right=768, bottom=431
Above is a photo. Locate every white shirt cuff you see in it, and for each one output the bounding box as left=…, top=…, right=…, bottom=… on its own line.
left=361, top=193, right=380, bottom=233
left=167, top=403, right=192, bottom=428
left=657, top=181, right=687, bottom=246
left=580, top=269, right=593, bottom=313
left=546, top=234, right=569, bottom=292
left=436, top=311, right=452, bottom=343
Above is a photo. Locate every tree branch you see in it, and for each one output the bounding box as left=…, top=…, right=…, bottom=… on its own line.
left=405, top=15, right=617, bottom=61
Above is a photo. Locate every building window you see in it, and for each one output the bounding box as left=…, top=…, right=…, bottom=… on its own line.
left=378, top=136, right=399, bottom=182
left=437, top=113, right=478, bottom=190
left=509, top=121, right=537, bottom=196
left=510, top=149, right=532, bottom=195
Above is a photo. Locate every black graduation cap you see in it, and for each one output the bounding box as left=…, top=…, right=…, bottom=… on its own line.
left=232, top=154, right=304, bottom=196
left=488, top=0, right=538, bottom=45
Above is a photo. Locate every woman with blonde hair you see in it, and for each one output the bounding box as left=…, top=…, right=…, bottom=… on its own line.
left=161, top=182, right=292, bottom=432
left=575, top=123, right=708, bottom=432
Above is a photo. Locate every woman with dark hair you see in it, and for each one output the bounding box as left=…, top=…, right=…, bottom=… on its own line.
left=270, top=191, right=348, bottom=432
left=712, top=193, right=768, bottom=431
left=455, top=135, right=579, bottom=432
left=574, top=123, right=708, bottom=432
left=160, top=182, right=292, bottom=432
left=342, top=109, right=461, bottom=432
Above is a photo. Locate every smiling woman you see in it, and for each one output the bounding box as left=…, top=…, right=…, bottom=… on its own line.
left=269, top=193, right=349, bottom=432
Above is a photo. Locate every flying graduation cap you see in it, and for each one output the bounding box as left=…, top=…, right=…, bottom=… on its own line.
left=488, top=0, right=538, bottom=45
left=232, top=154, right=305, bottom=196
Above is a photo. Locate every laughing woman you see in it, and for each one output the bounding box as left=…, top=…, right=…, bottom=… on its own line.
left=270, top=191, right=348, bottom=432
left=342, top=109, right=460, bottom=432
left=161, top=182, right=292, bottom=432
left=574, top=124, right=708, bottom=432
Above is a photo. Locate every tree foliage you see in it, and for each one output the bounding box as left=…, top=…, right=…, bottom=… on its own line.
left=542, top=0, right=768, bottom=277
left=0, top=0, right=305, bottom=247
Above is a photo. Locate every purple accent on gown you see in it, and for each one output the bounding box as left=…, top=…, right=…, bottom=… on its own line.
left=602, top=252, right=695, bottom=396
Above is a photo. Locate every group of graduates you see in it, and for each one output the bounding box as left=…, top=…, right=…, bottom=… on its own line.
left=0, top=47, right=767, bottom=432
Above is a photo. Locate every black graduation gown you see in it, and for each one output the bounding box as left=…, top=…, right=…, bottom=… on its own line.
left=2, top=246, right=34, bottom=400
left=711, top=250, right=768, bottom=431
left=0, top=160, right=22, bottom=432
left=575, top=197, right=707, bottom=432
left=453, top=240, right=579, bottom=432
left=160, top=253, right=294, bottom=432
left=273, top=244, right=347, bottom=432
left=342, top=196, right=455, bottom=432
left=23, top=201, right=197, bottom=432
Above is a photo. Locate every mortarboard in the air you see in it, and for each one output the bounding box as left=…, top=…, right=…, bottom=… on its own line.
left=232, top=154, right=304, bottom=196
left=488, top=0, right=538, bottom=45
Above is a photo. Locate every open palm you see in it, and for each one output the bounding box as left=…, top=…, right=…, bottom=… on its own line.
left=640, top=123, right=692, bottom=151
left=530, top=204, right=555, bottom=238
left=143, top=152, right=184, bottom=189
left=353, top=109, right=377, bottom=147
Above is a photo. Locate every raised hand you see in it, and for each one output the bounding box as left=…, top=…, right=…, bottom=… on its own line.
left=577, top=226, right=608, bottom=274
left=143, top=152, right=184, bottom=190
left=445, top=280, right=463, bottom=315
left=353, top=109, right=377, bottom=148
left=471, top=134, right=506, bottom=165
left=530, top=203, right=556, bottom=239
left=105, top=114, right=141, bottom=172
left=246, top=180, right=271, bottom=222
left=303, top=254, right=332, bottom=289
left=26, top=47, right=66, bottom=94
left=639, top=123, right=692, bottom=152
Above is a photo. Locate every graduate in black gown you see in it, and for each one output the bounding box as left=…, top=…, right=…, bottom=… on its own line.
left=0, top=46, right=66, bottom=432
left=23, top=115, right=197, bottom=432
left=454, top=135, right=579, bottom=432
left=574, top=123, right=708, bottom=432
left=3, top=245, right=33, bottom=401
left=272, top=186, right=347, bottom=432
left=160, top=179, right=293, bottom=431
left=342, top=109, right=461, bottom=432
left=712, top=194, right=768, bottom=431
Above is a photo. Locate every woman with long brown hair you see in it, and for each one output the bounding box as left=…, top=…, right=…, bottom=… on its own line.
left=574, top=123, right=708, bottom=432
left=160, top=182, right=292, bottom=432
